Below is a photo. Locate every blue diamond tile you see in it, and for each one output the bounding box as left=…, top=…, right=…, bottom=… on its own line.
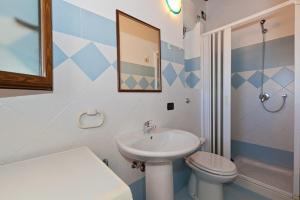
left=178, top=68, right=186, bottom=87
left=53, top=43, right=68, bottom=68
left=231, top=73, right=245, bottom=89
left=248, top=71, right=269, bottom=88
left=150, top=80, right=155, bottom=89
left=112, top=60, right=117, bottom=69
left=163, top=63, right=177, bottom=86
left=125, top=76, right=137, bottom=89
left=186, top=72, right=200, bottom=88
left=272, top=68, right=294, bottom=87
left=150, top=80, right=160, bottom=89
left=72, top=43, right=110, bottom=81
left=139, top=77, right=149, bottom=89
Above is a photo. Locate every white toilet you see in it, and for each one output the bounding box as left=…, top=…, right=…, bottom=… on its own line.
left=186, top=151, right=238, bottom=200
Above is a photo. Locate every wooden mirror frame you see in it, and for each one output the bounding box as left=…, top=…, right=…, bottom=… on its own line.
left=116, top=10, right=162, bottom=93
left=0, top=0, right=53, bottom=91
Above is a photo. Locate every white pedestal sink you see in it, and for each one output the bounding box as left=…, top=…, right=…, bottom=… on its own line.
left=115, top=128, right=204, bottom=200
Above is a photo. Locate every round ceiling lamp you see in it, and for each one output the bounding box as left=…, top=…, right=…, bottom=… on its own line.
left=166, top=0, right=182, bottom=15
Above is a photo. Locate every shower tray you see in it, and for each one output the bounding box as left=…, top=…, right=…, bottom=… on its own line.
left=234, top=156, right=293, bottom=200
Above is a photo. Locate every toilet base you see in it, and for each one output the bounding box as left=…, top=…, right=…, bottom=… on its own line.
left=197, top=178, right=223, bottom=200
left=188, top=172, right=224, bottom=200
left=186, top=152, right=237, bottom=200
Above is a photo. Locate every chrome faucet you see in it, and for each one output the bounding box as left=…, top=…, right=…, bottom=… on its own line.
left=143, top=120, right=156, bottom=134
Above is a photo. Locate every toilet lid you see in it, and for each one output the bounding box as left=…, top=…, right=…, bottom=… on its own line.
left=188, top=151, right=237, bottom=176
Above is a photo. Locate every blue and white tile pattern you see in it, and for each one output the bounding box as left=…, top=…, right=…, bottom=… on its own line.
left=232, top=66, right=294, bottom=90
left=52, top=0, right=186, bottom=87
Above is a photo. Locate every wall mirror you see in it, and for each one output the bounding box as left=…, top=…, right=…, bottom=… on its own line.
left=0, top=0, right=52, bottom=90
left=116, top=10, right=162, bottom=92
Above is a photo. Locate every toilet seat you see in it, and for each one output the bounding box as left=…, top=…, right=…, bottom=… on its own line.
left=187, top=151, right=237, bottom=176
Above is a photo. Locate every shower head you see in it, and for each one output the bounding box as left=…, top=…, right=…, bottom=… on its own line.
left=260, top=19, right=268, bottom=34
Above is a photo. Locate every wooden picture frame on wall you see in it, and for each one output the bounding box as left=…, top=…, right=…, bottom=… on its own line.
left=0, top=0, right=53, bottom=91
left=116, top=10, right=162, bottom=92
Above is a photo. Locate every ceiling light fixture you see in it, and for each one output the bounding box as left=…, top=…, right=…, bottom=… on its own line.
left=166, top=0, right=182, bottom=15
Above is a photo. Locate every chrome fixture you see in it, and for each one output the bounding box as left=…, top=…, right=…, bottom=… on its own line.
left=183, top=26, right=187, bottom=38
left=185, top=97, right=191, bottom=104
left=200, top=11, right=206, bottom=21
left=131, top=161, right=145, bottom=172
left=260, top=19, right=268, bottom=34
left=143, top=120, right=156, bottom=134
left=259, top=93, right=270, bottom=103
left=102, top=159, right=109, bottom=167
left=259, top=19, right=287, bottom=113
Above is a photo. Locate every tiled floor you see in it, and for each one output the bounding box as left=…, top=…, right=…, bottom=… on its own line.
left=175, top=183, right=271, bottom=200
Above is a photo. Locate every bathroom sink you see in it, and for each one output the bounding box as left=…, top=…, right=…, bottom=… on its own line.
left=116, top=128, right=204, bottom=200
left=116, top=128, right=203, bottom=162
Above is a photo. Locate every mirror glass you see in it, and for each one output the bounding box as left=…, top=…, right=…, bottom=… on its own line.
left=0, top=0, right=41, bottom=76
left=117, top=11, right=161, bottom=92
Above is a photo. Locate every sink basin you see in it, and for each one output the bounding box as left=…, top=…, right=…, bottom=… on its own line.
left=115, top=128, right=205, bottom=200
left=116, top=128, right=203, bottom=162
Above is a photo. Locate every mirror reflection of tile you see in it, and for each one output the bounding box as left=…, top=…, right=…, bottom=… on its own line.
left=118, top=12, right=161, bottom=91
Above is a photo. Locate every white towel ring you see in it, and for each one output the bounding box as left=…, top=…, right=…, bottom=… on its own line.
left=78, top=110, right=105, bottom=129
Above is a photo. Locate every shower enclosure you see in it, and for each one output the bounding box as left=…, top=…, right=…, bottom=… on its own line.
left=200, top=2, right=300, bottom=200
left=231, top=6, right=294, bottom=199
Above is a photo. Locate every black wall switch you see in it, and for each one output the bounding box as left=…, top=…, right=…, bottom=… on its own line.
left=167, top=103, right=174, bottom=110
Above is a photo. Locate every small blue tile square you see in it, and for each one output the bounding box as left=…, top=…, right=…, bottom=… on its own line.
left=248, top=71, right=269, bottom=89
left=186, top=72, right=200, bottom=88
left=125, top=76, right=138, bottom=89
left=53, top=43, right=68, bottom=68
left=179, top=68, right=186, bottom=87
left=272, top=68, right=294, bottom=87
left=72, top=43, right=110, bottom=81
left=163, top=63, right=177, bottom=86
left=231, top=73, right=245, bottom=89
left=150, top=80, right=156, bottom=89
left=139, top=77, right=149, bottom=89
left=112, top=60, right=117, bottom=70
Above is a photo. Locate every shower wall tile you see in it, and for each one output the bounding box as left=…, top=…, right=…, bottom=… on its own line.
left=232, top=35, right=294, bottom=73
left=232, top=140, right=293, bottom=169
left=231, top=73, right=245, bottom=89
left=232, top=66, right=295, bottom=91
left=247, top=71, right=269, bottom=89
left=286, top=82, right=294, bottom=94
left=231, top=35, right=295, bottom=166
left=232, top=84, right=294, bottom=153
left=271, top=68, right=294, bottom=87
